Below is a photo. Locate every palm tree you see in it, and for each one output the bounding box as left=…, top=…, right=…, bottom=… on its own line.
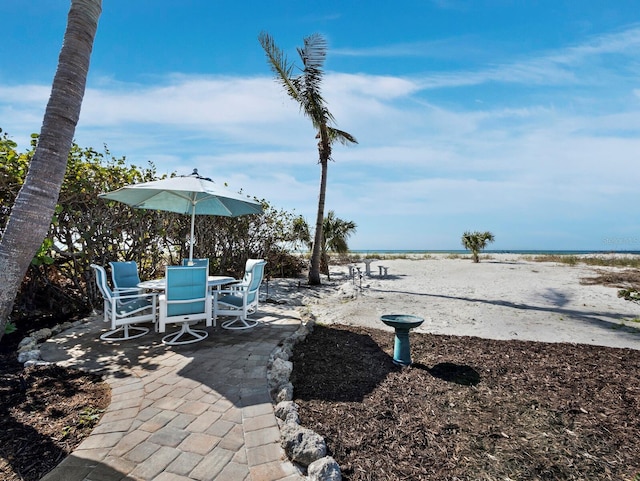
left=259, top=32, right=357, bottom=285
left=320, top=211, right=357, bottom=279
left=0, top=0, right=102, bottom=341
left=461, top=231, right=495, bottom=263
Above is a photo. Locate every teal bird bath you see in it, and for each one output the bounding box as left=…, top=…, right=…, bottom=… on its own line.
left=380, top=314, right=424, bottom=366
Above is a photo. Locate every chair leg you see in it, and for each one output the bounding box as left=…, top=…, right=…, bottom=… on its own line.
left=100, top=324, right=149, bottom=341
left=162, top=322, right=208, bottom=345
left=220, top=316, right=258, bottom=330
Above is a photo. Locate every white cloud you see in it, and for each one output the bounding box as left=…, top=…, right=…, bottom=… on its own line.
left=3, top=24, right=640, bottom=250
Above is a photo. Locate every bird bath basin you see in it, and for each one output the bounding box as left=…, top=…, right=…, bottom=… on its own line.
left=380, top=314, right=424, bottom=366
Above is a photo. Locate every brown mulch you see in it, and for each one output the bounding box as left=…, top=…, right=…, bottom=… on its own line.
left=291, top=324, right=640, bottom=481
left=0, top=323, right=110, bottom=481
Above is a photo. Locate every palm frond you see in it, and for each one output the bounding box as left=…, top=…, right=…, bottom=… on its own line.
left=327, top=127, right=358, bottom=146
left=258, top=31, right=300, bottom=101
left=297, top=34, right=333, bottom=127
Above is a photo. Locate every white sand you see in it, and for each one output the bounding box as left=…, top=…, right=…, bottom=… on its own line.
left=269, top=254, right=640, bottom=350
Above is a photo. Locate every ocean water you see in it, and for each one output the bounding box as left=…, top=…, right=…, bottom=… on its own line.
left=349, top=249, right=640, bottom=256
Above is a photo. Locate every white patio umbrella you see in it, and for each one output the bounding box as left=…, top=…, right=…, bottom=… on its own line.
left=99, top=169, right=263, bottom=261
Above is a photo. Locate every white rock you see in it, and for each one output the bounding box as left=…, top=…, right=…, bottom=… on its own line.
left=275, top=382, right=293, bottom=403
left=275, top=400, right=299, bottom=421
left=280, top=424, right=327, bottom=467
left=307, top=456, right=342, bottom=481
left=18, top=337, right=36, bottom=348
left=18, top=350, right=41, bottom=364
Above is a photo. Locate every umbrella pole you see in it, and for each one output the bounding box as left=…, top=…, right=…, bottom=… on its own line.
left=189, top=204, right=196, bottom=262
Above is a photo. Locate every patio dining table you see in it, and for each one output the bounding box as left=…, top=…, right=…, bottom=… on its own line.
left=137, top=275, right=236, bottom=291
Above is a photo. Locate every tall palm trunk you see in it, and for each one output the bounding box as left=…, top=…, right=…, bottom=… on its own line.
left=0, top=0, right=102, bottom=342
left=309, top=155, right=328, bottom=285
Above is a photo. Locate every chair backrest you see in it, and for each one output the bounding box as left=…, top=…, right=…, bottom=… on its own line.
left=109, top=261, right=141, bottom=290
left=240, top=258, right=264, bottom=285
left=91, top=264, right=113, bottom=300
left=182, top=258, right=209, bottom=272
left=165, top=266, right=208, bottom=317
left=245, top=260, right=266, bottom=303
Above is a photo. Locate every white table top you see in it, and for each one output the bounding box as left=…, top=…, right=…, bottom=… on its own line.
left=138, top=275, right=236, bottom=290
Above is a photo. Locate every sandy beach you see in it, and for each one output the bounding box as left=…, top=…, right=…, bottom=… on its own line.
left=270, top=254, right=640, bottom=350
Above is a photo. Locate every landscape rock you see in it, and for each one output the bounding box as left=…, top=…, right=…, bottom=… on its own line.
left=280, top=423, right=327, bottom=467
left=17, top=341, right=37, bottom=353
left=270, top=345, right=293, bottom=363
left=18, top=350, right=41, bottom=364
left=268, top=357, right=293, bottom=399
left=275, top=382, right=294, bottom=403
left=275, top=400, right=300, bottom=424
left=307, top=456, right=342, bottom=481
left=18, top=337, right=36, bottom=348
left=275, top=400, right=299, bottom=420
left=31, top=328, right=52, bottom=342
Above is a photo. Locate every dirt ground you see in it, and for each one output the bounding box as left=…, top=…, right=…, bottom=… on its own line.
left=291, top=324, right=640, bottom=481
left=0, top=322, right=110, bottom=481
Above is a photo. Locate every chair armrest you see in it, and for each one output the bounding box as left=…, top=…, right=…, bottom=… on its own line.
left=115, top=287, right=143, bottom=295
left=115, top=291, right=157, bottom=302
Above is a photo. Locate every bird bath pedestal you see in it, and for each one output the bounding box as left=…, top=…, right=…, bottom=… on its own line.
left=380, top=314, right=424, bottom=366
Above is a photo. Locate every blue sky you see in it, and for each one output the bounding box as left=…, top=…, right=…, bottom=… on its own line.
left=2, top=1, right=640, bottom=251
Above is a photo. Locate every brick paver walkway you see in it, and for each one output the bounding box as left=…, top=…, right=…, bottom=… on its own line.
left=38, top=306, right=305, bottom=481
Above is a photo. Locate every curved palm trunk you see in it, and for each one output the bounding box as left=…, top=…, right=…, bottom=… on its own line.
left=309, top=158, right=328, bottom=285
left=0, top=0, right=102, bottom=341
left=309, top=125, right=332, bottom=285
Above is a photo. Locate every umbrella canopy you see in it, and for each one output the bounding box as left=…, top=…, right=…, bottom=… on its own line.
left=100, top=170, right=263, bottom=261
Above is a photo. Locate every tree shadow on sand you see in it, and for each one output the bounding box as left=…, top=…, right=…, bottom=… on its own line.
left=368, top=286, right=640, bottom=340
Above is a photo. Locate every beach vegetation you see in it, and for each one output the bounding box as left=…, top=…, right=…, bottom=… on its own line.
left=293, top=211, right=357, bottom=279
left=0, top=135, right=307, bottom=338
left=259, top=32, right=358, bottom=286
left=461, top=231, right=495, bottom=263
left=320, top=211, right=357, bottom=280
left=618, top=288, right=640, bottom=304
left=528, top=254, right=640, bottom=269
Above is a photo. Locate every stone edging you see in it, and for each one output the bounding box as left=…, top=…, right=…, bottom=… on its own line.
left=16, top=316, right=96, bottom=366
left=266, top=313, right=342, bottom=481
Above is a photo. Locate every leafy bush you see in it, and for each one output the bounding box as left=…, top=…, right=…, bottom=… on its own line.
left=1, top=131, right=306, bottom=326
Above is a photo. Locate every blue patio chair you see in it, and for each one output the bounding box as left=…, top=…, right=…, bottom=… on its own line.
left=109, top=261, right=142, bottom=294
left=90, top=264, right=157, bottom=341
left=158, top=265, right=212, bottom=345
left=213, top=259, right=267, bottom=330
left=181, top=258, right=209, bottom=272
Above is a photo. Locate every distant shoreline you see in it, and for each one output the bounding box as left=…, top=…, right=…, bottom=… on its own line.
left=327, top=249, right=640, bottom=256
left=349, top=249, right=640, bottom=255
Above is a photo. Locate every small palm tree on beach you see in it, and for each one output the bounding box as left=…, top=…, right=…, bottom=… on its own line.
left=295, top=212, right=357, bottom=280
left=461, top=231, right=495, bottom=263
left=320, top=211, right=357, bottom=279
